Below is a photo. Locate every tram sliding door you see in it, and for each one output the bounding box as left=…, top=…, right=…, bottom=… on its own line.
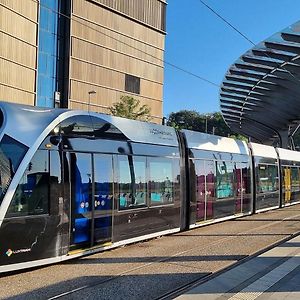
left=94, top=154, right=113, bottom=244
left=194, top=159, right=215, bottom=223
left=69, top=152, right=113, bottom=249
left=235, top=162, right=252, bottom=214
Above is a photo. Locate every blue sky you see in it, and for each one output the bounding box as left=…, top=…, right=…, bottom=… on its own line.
left=163, top=0, right=300, bottom=117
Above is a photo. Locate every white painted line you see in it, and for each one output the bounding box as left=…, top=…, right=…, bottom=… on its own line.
left=228, top=253, right=300, bottom=300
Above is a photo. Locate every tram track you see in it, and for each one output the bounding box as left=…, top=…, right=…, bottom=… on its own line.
left=45, top=208, right=300, bottom=300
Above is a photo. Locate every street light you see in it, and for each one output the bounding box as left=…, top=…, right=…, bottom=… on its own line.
left=88, top=90, right=96, bottom=112
left=205, top=115, right=208, bottom=133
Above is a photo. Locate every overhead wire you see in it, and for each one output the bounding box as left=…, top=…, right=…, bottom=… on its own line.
left=199, top=0, right=300, bottom=84
left=27, top=0, right=220, bottom=88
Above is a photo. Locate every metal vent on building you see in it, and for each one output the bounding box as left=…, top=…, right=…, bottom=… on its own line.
left=125, top=74, right=141, bottom=94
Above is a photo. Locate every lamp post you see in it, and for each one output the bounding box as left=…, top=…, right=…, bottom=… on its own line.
left=88, top=90, right=96, bottom=112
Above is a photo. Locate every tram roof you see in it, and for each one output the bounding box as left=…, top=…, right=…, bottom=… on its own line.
left=220, top=21, right=300, bottom=145
left=0, top=102, right=178, bottom=147
left=182, top=129, right=249, bottom=155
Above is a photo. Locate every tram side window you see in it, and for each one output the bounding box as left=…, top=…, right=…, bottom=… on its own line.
left=257, top=164, right=278, bottom=193
left=117, top=155, right=147, bottom=210
left=0, top=135, right=28, bottom=205
left=291, top=167, right=300, bottom=192
left=215, top=161, right=234, bottom=199
left=6, top=150, right=49, bottom=217
left=149, top=158, right=174, bottom=206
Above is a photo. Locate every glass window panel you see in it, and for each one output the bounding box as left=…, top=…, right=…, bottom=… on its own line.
left=117, top=156, right=133, bottom=209
left=291, top=167, right=299, bottom=192
left=149, top=158, right=174, bottom=206
left=94, top=155, right=113, bottom=208
left=39, top=7, right=49, bottom=30
left=38, top=52, right=47, bottom=75
left=117, top=155, right=147, bottom=209
left=194, top=160, right=205, bottom=221
left=216, top=161, right=234, bottom=199
left=37, top=96, right=46, bottom=107
left=37, top=0, right=59, bottom=108
left=291, top=167, right=300, bottom=203
left=257, top=164, right=279, bottom=193
left=133, top=157, right=146, bottom=206
left=6, top=150, right=49, bottom=217
left=70, top=153, right=92, bottom=244
left=0, top=135, right=28, bottom=205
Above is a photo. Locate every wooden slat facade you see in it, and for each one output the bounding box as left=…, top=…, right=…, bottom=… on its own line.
left=0, top=0, right=166, bottom=123
left=90, top=0, right=166, bottom=32
left=70, top=0, right=166, bottom=123
left=0, top=1, right=38, bottom=105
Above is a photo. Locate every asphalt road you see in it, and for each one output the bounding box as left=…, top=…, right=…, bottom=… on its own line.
left=1, top=204, right=300, bottom=300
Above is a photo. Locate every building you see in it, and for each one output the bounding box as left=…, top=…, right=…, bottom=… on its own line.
left=0, top=0, right=166, bottom=123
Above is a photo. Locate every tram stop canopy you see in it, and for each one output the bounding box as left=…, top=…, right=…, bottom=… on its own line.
left=220, top=21, right=300, bottom=148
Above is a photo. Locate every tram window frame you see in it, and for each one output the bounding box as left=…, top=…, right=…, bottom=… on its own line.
left=6, top=150, right=50, bottom=218
left=215, top=160, right=235, bottom=199
left=148, top=157, right=175, bottom=207
left=257, top=163, right=279, bottom=193
left=116, top=155, right=147, bottom=210
left=291, top=166, right=300, bottom=192
left=0, top=134, right=28, bottom=205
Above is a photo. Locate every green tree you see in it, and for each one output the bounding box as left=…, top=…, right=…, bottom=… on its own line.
left=167, top=110, right=247, bottom=140
left=109, top=95, right=151, bottom=121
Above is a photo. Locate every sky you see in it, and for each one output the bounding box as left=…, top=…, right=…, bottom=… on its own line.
left=163, top=0, right=300, bottom=117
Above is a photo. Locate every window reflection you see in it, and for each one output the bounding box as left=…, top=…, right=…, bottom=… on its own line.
left=6, top=150, right=49, bottom=217
left=117, top=155, right=178, bottom=209
left=216, top=161, right=234, bottom=199
left=0, top=135, right=28, bottom=205
left=257, top=164, right=279, bottom=193
left=117, top=155, right=147, bottom=209
left=149, top=158, right=174, bottom=205
left=37, top=0, right=59, bottom=107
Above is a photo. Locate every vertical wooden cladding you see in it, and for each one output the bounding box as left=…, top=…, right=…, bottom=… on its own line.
left=72, top=0, right=165, bottom=50
left=0, top=3, right=37, bottom=45
left=72, top=20, right=164, bottom=66
left=69, top=81, right=162, bottom=121
left=71, top=37, right=163, bottom=82
left=0, top=0, right=38, bottom=21
left=70, top=57, right=163, bottom=100
left=0, top=59, right=35, bottom=92
left=0, top=32, right=36, bottom=69
left=90, top=0, right=166, bottom=32
left=0, top=1, right=38, bottom=106
left=70, top=0, right=165, bottom=123
left=0, top=85, right=34, bottom=105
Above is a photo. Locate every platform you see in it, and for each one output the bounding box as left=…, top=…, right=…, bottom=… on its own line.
left=177, top=234, right=300, bottom=300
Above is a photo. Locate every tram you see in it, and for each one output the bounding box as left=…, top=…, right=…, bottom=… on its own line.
left=0, top=102, right=299, bottom=273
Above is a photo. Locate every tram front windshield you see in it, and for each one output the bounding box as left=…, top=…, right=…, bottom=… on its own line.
left=0, top=135, right=28, bottom=206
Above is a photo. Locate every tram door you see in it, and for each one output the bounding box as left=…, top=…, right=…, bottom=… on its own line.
left=195, top=160, right=215, bottom=222
left=70, top=152, right=112, bottom=248
left=235, top=162, right=252, bottom=214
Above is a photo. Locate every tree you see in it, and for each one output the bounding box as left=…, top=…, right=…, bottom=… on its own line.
left=167, top=110, right=247, bottom=140
left=109, top=95, right=151, bottom=121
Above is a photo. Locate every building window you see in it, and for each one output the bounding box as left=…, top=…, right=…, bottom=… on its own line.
left=125, top=74, right=140, bottom=94
left=37, top=0, right=60, bottom=108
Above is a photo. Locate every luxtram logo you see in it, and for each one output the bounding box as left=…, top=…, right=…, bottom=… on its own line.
left=5, top=248, right=31, bottom=257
